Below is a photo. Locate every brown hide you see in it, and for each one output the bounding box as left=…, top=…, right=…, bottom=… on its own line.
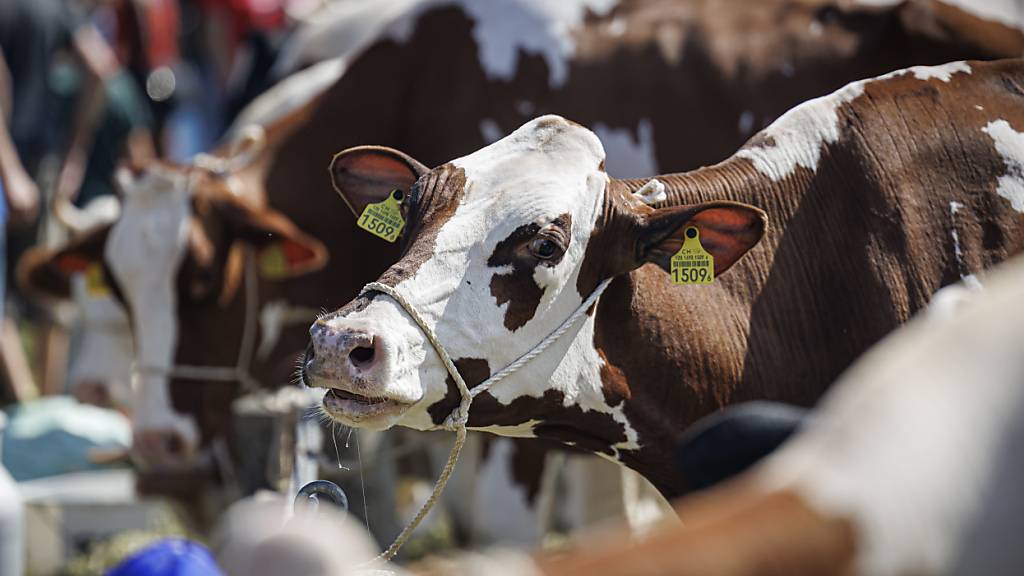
left=40, top=0, right=1015, bottom=493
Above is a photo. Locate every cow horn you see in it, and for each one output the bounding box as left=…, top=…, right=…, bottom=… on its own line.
left=52, top=193, right=91, bottom=235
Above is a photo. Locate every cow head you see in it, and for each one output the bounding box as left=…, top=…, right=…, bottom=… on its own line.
left=18, top=200, right=133, bottom=410
left=20, top=161, right=327, bottom=466
left=305, top=116, right=765, bottom=441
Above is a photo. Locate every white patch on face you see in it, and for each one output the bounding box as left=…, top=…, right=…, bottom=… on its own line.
left=479, top=118, right=504, bottom=144
left=328, top=116, right=639, bottom=450
left=737, top=62, right=972, bottom=182
left=591, top=118, right=659, bottom=178
left=67, top=275, right=134, bottom=409
left=387, top=0, right=618, bottom=88
left=981, top=120, right=1024, bottom=213
left=755, top=256, right=1024, bottom=576
left=105, top=167, right=196, bottom=440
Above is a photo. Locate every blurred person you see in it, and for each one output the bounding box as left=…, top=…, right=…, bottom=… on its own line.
left=215, top=495, right=381, bottom=576
left=191, top=0, right=302, bottom=128
left=1, top=0, right=155, bottom=396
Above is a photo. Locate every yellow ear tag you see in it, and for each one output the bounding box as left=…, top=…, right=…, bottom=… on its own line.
left=258, top=244, right=289, bottom=280
left=85, top=263, right=110, bottom=297
left=356, top=189, right=405, bottom=243
left=671, top=227, right=714, bottom=285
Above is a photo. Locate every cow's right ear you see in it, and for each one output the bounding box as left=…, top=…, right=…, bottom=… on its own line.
left=329, top=145, right=428, bottom=217
left=16, top=225, right=112, bottom=300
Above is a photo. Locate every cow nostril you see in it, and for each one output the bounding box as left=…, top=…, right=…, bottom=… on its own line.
left=349, top=345, right=375, bottom=368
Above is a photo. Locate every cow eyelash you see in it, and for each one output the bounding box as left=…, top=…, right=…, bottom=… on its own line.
left=529, top=236, right=561, bottom=259
left=529, top=225, right=568, bottom=260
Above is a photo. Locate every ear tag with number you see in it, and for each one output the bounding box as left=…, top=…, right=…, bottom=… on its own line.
left=259, top=244, right=289, bottom=280
left=671, top=227, right=714, bottom=285
left=357, top=190, right=405, bottom=243
left=85, top=263, right=111, bottom=297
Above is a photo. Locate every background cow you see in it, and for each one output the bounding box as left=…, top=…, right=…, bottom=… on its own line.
left=309, top=58, right=1024, bottom=498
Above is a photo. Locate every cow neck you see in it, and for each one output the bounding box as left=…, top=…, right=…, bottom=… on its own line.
left=354, top=275, right=614, bottom=564
left=135, top=168, right=264, bottom=392
left=599, top=159, right=809, bottom=497
left=137, top=247, right=261, bottom=391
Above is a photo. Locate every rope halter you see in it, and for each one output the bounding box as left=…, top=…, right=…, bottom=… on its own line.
left=354, top=276, right=614, bottom=564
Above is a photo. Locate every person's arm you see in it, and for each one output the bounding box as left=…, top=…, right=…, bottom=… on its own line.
left=0, top=50, right=39, bottom=225
left=53, top=24, right=120, bottom=205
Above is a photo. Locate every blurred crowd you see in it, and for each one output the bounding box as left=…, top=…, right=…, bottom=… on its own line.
left=0, top=3, right=324, bottom=572
left=0, top=0, right=324, bottom=414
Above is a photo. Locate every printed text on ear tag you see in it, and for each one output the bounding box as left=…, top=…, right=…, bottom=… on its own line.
left=85, top=263, right=111, bottom=297
left=671, top=227, right=714, bottom=285
left=357, top=189, right=405, bottom=243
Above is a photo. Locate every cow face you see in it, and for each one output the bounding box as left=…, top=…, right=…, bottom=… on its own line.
left=18, top=211, right=133, bottom=410
left=307, top=116, right=765, bottom=440
left=19, top=162, right=327, bottom=466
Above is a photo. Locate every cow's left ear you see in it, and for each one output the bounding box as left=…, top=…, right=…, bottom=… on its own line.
left=637, top=201, right=767, bottom=277
left=215, top=197, right=328, bottom=280
left=16, top=225, right=112, bottom=300
left=329, top=145, right=428, bottom=218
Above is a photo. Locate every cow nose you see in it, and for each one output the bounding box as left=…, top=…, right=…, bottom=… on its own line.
left=309, top=322, right=382, bottom=374
left=348, top=341, right=376, bottom=368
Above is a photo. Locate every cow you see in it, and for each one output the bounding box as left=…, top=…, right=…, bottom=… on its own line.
left=306, top=57, right=1024, bottom=499
left=25, top=0, right=1019, bottom=476
left=528, top=255, right=1024, bottom=576
left=218, top=249, right=1024, bottom=576
left=18, top=0, right=1023, bottom=537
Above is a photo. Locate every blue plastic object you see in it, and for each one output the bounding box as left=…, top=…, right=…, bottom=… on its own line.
left=107, top=539, right=224, bottom=576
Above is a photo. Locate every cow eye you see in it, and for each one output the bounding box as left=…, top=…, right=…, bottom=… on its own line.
left=529, top=237, right=561, bottom=260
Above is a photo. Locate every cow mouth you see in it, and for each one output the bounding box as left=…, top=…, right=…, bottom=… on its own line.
left=319, top=386, right=412, bottom=423
left=325, top=388, right=389, bottom=406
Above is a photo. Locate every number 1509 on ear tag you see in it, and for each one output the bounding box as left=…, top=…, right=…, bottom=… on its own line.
left=671, top=227, right=714, bottom=285
left=357, top=189, right=405, bottom=243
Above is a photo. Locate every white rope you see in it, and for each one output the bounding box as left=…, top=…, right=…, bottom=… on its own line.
left=353, top=277, right=613, bottom=564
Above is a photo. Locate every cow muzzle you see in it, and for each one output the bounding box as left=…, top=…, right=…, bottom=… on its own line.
left=304, top=320, right=418, bottom=425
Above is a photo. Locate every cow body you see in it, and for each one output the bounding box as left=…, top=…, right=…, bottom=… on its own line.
left=534, top=254, right=1024, bottom=576
left=308, top=58, right=1024, bottom=499
left=18, top=0, right=1023, bottom=536
left=100, top=0, right=1024, bottom=472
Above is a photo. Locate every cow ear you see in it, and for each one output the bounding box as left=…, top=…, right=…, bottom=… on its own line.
left=329, top=145, right=427, bottom=218
left=216, top=197, right=328, bottom=281
left=638, top=201, right=767, bottom=277
left=17, top=225, right=112, bottom=300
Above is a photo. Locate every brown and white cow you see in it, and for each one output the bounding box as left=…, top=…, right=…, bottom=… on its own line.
left=306, top=58, right=1024, bottom=499
left=23, top=0, right=1016, bottom=474
left=528, top=256, right=1024, bottom=576
left=18, top=0, right=1022, bottom=525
